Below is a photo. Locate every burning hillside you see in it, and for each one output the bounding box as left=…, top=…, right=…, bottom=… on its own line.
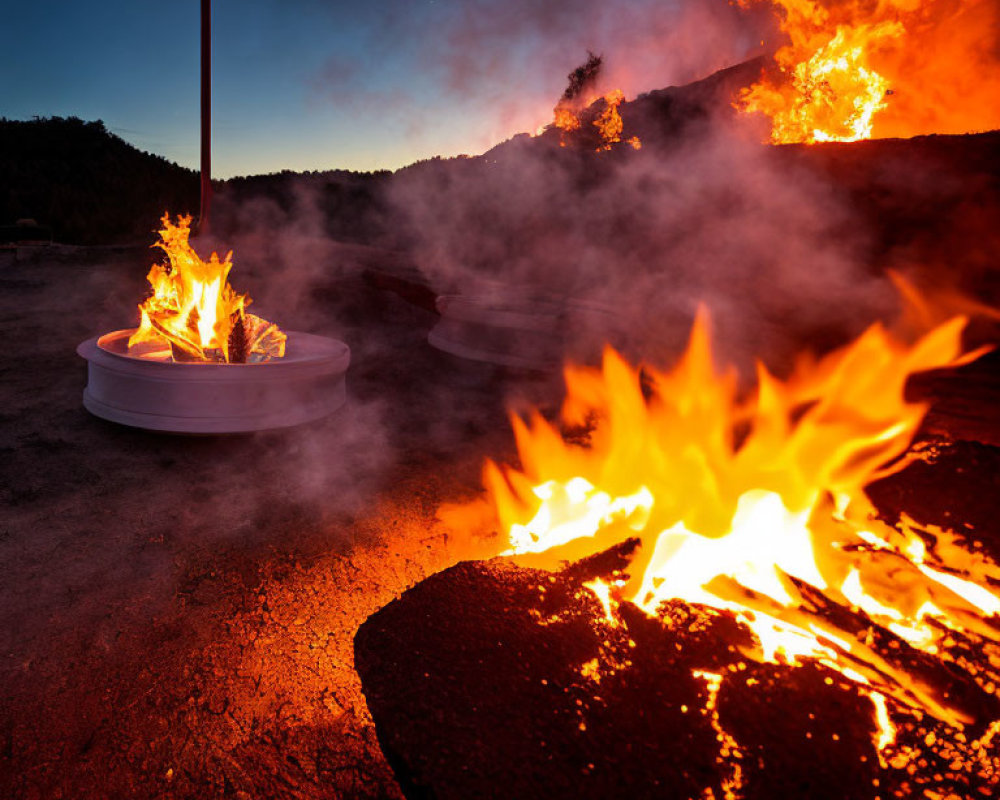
left=738, top=0, right=1000, bottom=142
left=549, top=53, right=642, bottom=151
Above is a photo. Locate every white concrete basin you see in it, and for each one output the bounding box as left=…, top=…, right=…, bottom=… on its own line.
left=77, top=329, right=350, bottom=433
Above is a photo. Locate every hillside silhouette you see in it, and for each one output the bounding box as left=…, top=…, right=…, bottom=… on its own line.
left=0, top=117, right=199, bottom=245
left=4, top=59, right=999, bottom=264
left=1, top=116, right=392, bottom=246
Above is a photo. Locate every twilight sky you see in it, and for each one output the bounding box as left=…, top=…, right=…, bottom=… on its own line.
left=2, top=0, right=772, bottom=178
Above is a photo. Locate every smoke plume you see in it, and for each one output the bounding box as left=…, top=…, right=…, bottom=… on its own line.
left=387, top=111, right=895, bottom=378
left=312, top=0, right=776, bottom=161
left=561, top=52, right=604, bottom=104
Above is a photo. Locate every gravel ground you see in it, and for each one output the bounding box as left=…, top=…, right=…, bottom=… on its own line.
left=1, top=240, right=996, bottom=799
left=0, top=243, right=521, bottom=799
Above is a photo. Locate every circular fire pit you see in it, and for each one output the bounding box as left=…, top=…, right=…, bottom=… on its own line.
left=429, top=293, right=625, bottom=370
left=77, top=329, right=350, bottom=433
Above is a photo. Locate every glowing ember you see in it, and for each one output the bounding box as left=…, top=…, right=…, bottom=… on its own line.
left=476, top=305, right=1000, bottom=745
left=738, top=0, right=1000, bottom=143
left=693, top=669, right=746, bottom=797
left=127, top=214, right=286, bottom=363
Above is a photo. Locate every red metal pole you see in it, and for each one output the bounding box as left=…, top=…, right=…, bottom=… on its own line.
left=199, top=0, right=211, bottom=235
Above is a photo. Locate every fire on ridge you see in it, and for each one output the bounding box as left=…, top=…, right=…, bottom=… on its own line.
left=550, top=52, right=641, bottom=151
left=737, top=0, right=1000, bottom=143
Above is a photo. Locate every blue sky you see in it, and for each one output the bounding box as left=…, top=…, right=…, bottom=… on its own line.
left=2, top=1, right=769, bottom=177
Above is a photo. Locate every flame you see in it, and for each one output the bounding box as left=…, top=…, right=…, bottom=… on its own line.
left=553, top=106, right=582, bottom=136
left=481, top=306, right=1000, bottom=734
left=552, top=90, right=641, bottom=151
left=738, top=0, right=1000, bottom=143
left=552, top=101, right=584, bottom=148
left=594, top=90, right=642, bottom=151
left=127, top=214, right=286, bottom=363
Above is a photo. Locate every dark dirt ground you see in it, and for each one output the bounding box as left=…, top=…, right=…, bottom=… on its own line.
left=0, top=243, right=529, bottom=799
left=1, top=236, right=998, bottom=800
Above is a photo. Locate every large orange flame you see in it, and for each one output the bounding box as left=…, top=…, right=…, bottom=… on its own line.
left=480, top=307, right=998, bottom=741
left=739, top=0, right=1000, bottom=143
left=127, top=214, right=286, bottom=363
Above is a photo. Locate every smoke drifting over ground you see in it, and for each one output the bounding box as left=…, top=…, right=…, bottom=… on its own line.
left=388, top=112, right=894, bottom=377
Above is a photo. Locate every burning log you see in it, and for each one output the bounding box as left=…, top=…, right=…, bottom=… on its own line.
left=227, top=310, right=249, bottom=364
left=356, top=557, right=882, bottom=799
left=358, top=298, right=1000, bottom=798
left=357, top=539, right=1000, bottom=799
